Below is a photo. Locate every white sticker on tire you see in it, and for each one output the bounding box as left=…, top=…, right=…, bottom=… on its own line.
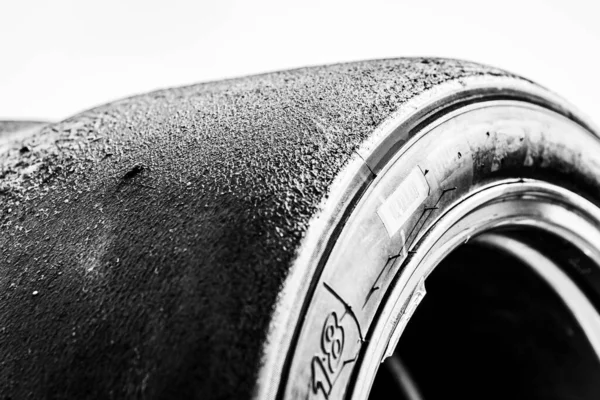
left=377, top=167, right=429, bottom=237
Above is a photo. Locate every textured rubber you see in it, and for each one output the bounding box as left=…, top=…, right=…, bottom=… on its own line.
left=0, top=121, right=47, bottom=151
left=0, top=59, right=514, bottom=398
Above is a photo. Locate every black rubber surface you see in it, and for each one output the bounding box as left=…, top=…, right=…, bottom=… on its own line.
left=0, top=59, right=513, bottom=399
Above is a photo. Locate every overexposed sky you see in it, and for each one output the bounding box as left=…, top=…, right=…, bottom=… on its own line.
left=1, top=0, right=598, bottom=121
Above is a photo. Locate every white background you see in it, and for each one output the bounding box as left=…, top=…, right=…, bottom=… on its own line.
left=1, top=0, right=598, bottom=121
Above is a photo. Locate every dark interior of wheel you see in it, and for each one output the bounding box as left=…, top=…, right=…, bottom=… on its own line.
left=370, top=229, right=600, bottom=400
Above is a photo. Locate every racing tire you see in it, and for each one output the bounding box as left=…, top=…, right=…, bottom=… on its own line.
left=2, top=58, right=600, bottom=399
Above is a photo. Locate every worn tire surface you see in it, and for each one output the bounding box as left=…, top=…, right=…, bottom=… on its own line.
left=0, top=59, right=518, bottom=399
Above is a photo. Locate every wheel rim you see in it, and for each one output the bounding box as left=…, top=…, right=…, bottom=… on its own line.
left=358, top=180, right=600, bottom=399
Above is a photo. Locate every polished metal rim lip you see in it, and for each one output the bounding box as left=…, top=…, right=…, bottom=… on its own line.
left=350, top=179, right=600, bottom=400
left=255, top=75, right=600, bottom=400
left=474, top=233, right=600, bottom=354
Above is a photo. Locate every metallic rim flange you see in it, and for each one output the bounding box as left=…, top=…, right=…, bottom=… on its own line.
left=350, top=179, right=600, bottom=399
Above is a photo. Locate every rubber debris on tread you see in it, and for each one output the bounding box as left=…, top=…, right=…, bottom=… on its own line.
left=0, top=58, right=513, bottom=399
